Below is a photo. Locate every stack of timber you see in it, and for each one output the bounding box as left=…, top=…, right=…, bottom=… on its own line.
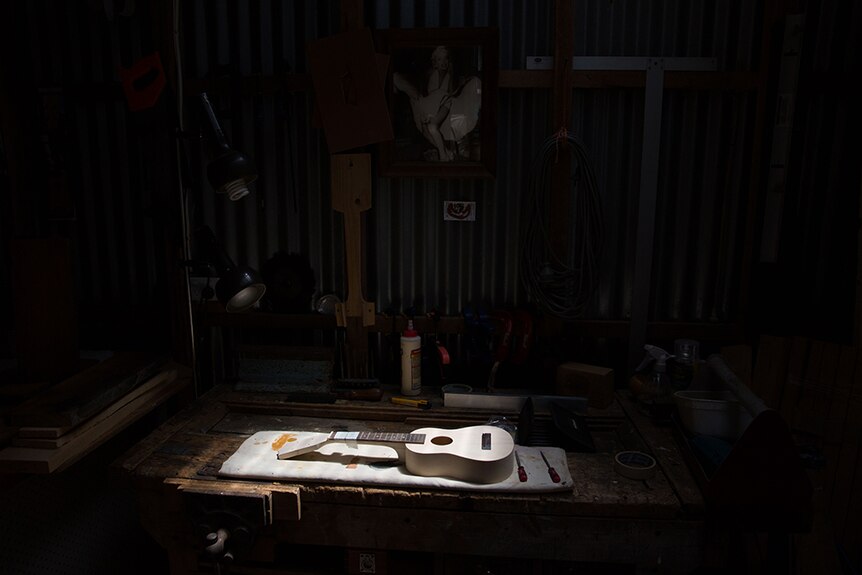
left=0, top=352, right=187, bottom=474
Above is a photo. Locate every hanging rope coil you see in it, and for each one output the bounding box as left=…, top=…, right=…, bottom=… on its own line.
left=520, top=131, right=604, bottom=320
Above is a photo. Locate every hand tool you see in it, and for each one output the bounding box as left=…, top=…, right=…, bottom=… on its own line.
left=390, top=397, right=431, bottom=410
left=540, top=450, right=561, bottom=483
left=514, top=451, right=527, bottom=482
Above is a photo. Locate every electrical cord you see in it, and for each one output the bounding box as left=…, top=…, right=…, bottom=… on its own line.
left=520, top=130, right=603, bottom=320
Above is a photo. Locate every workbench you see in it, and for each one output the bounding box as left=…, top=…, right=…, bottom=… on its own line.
left=114, top=385, right=709, bottom=574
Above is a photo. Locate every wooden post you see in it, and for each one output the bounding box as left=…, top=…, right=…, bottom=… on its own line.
left=332, top=154, right=376, bottom=378
left=549, top=0, right=575, bottom=260
left=737, top=0, right=784, bottom=341
left=857, top=166, right=862, bottom=347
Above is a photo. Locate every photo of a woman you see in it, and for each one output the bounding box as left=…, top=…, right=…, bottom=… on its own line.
left=391, top=45, right=482, bottom=163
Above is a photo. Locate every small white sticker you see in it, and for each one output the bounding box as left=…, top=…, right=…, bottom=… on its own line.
left=443, top=201, right=476, bottom=221
left=359, top=553, right=376, bottom=573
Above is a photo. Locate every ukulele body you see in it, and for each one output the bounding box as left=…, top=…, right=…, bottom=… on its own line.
left=277, top=425, right=515, bottom=484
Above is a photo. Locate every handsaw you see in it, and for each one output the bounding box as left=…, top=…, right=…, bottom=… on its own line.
left=331, top=154, right=376, bottom=378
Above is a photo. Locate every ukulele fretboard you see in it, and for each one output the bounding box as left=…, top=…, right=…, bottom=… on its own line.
left=329, top=431, right=426, bottom=444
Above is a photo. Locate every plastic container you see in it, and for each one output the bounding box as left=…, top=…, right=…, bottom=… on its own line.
left=400, top=320, right=422, bottom=396
left=673, top=390, right=753, bottom=441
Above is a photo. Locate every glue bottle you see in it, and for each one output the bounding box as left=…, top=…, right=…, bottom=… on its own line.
left=400, top=320, right=422, bottom=396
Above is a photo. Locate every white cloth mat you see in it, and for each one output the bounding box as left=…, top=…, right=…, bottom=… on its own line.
left=218, top=430, right=572, bottom=493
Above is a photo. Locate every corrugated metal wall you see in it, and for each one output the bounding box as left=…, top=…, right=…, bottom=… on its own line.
left=182, top=0, right=760, bottom=323
left=5, top=1, right=857, bottom=349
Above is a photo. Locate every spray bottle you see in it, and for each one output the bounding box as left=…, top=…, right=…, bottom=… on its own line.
left=400, top=320, right=422, bottom=396
left=631, top=345, right=675, bottom=413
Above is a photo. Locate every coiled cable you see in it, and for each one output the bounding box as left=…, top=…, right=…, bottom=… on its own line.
left=520, top=131, right=603, bottom=320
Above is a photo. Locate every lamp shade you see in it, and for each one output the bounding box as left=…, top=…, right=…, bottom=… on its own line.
left=194, top=226, right=266, bottom=312
left=215, top=266, right=266, bottom=313
left=199, top=92, right=258, bottom=201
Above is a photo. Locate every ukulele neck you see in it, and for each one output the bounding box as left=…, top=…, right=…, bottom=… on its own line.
left=328, top=431, right=426, bottom=444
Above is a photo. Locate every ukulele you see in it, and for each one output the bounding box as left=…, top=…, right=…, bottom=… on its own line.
left=276, top=425, right=515, bottom=484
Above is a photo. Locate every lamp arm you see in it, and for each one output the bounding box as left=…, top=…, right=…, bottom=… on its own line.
left=193, top=225, right=237, bottom=275
left=199, top=92, right=230, bottom=151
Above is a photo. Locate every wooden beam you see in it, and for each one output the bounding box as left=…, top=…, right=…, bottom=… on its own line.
left=500, top=70, right=757, bottom=91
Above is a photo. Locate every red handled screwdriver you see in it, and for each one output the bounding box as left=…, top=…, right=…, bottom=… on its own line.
left=540, top=450, right=561, bottom=483
left=515, top=451, right=527, bottom=482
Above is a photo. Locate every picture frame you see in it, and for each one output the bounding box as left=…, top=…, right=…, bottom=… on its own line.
left=377, top=28, right=498, bottom=178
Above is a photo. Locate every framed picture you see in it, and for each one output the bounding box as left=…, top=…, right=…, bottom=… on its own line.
left=377, top=28, right=498, bottom=178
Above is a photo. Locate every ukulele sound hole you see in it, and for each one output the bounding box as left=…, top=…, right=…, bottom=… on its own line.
left=431, top=436, right=453, bottom=446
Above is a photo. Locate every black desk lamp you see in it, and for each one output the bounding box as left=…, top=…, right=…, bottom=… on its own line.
left=199, top=92, right=257, bottom=201
left=195, top=226, right=266, bottom=313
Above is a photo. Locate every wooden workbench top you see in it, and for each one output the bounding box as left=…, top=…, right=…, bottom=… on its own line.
left=115, top=384, right=703, bottom=519
left=113, top=385, right=710, bottom=573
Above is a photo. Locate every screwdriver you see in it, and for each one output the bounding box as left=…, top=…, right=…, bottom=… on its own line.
left=515, top=451, right=527, bottom=482
left=540, top=450, right=561, bottom=483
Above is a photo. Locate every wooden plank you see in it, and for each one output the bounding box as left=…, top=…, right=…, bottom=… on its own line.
left=13, top=367, right=182, bottom=449
left=751, top=335, right=792, bottom=409
left=824, top=346, right=857, bottom=445
left=823, top=346, right=858, bottom=525
left=831, top=351, right=862, bottom=548
left=793, top=340, right=827, bottom=437
left=843, top=469, right=862, bottom=567
left=6, top=351, right=168, bottom=428
left=838, top=351, right=862, bottom=562
left=499, top=70, right=554, bottom=88
left=0, top=368, right=184, bottom=473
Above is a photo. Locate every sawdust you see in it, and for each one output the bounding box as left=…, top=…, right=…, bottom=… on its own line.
left=271, top=433, right=299, bottom=451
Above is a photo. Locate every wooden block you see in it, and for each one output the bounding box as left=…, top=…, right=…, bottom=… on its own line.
left=167, top=478, right=301, bottom=523
left=0, top=368, right=184, bottom=473
left=555, top=362, right=614, bottom=408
